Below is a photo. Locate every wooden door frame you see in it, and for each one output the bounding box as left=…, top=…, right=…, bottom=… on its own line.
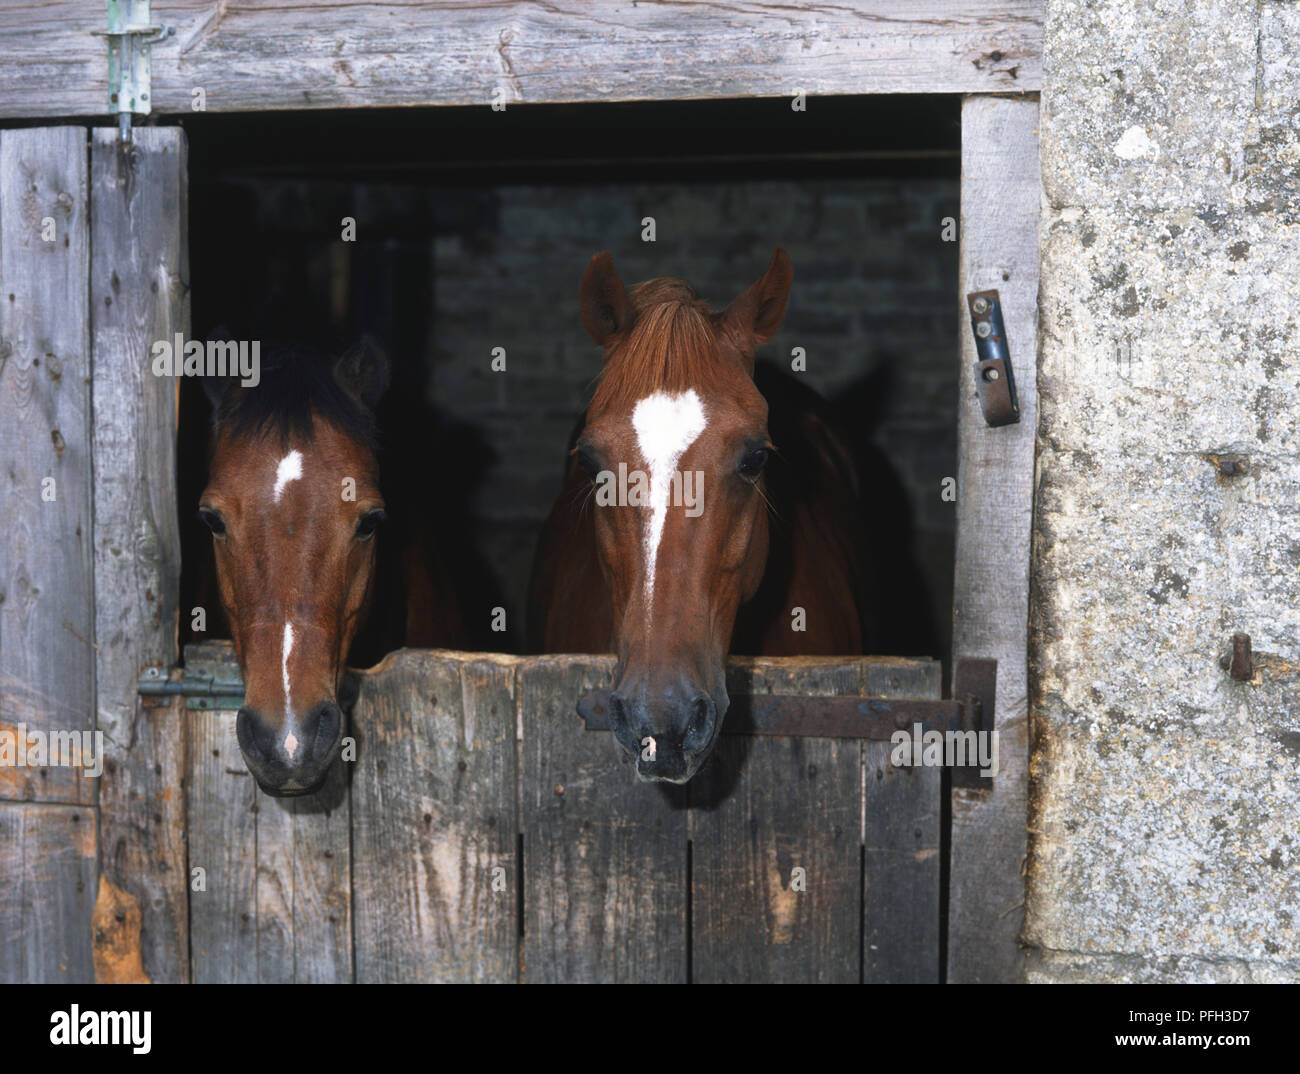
left=948, top=94, right=1039, bottom=983
left=0, top=3, right=1041, bottom=119
left=91, top=127, right=191, bottom=982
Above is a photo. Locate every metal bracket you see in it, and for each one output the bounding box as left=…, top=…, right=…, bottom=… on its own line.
left=91, top=0, right=175, bottom=143
left=137, top=642, right=244, bottom=710
left=577, top=658, right=997, bottom=784
left=138, top=643, right=367, bottom=712
left=967, top=290, right=1020, bottom=427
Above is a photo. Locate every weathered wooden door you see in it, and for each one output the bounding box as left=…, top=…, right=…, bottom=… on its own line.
left=0, top=117, right=1027, bottom=985
left=184, top=644, right=942, bottom=983
left=0, top=126, right=188, bottom=983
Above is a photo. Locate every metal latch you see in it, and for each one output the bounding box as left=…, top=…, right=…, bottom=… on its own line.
left=138, top=642, right=244, bottom=710
left=91, top=0, right=175, bottom=143
left=967, top=290, right=1020, bottom=427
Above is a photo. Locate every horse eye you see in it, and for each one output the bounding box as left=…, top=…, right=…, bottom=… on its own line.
left=356, top=509, right=387, bottom=539
left=576, top=448, right=600, bottom=481
left=198, top=508, right=226, bottom=537
left=739, top=447, right=769, bottom=479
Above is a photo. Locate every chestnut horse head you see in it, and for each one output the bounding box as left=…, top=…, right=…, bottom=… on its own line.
left=200, top=343, right=390, bottom=796
left=569, top=249, right=793, bottom=782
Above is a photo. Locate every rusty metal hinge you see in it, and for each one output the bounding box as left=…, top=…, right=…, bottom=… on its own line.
left=967, top=290, right=1020, bottom=427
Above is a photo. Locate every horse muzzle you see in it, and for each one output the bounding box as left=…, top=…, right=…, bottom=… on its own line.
left=607, top=684, right=725, bottom=784
left=236, top=700, right=343, bottom=797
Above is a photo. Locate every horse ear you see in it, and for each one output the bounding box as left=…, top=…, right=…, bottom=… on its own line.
left=201, top=325, right=237, bottom=410
left=719, top=247, right=794, bottom=363
left=580, top=252, right=632, bottom=349
left=202, top=374, right=232, bottom=410
left=333, top=336, right=391, bottom=411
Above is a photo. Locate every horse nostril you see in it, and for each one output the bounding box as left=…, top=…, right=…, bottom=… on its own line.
left=606, top=692, right=643, bottom=755
left=235, top=707, right=277, bottom=764
left=303, top=701, right=343, bottom=762
left=682, top=695, right=716, bottom=751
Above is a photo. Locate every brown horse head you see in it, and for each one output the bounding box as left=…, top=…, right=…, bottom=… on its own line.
left=575, top=249, right=792, bottom=782
left=200, top=343, right=390, bottom=796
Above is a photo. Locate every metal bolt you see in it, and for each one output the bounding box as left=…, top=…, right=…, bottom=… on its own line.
left=972, top=297, right=990, bottom=315
left=983, top=367, right=1000, bottom=382
left=1225, top=633, right=1254, bottom=682
left=976, top=321, right=992, bottom=339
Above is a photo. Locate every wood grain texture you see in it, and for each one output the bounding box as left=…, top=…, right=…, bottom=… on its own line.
left=689, top=658, right=921, bottom=983
left=0, top=2, right=1042, bottom=119
left=91, top=873, right=151, bottom=983
left=186, top=639, right=353, bottom=983
left=862, top=660, right=941, bottom=983
left=521, top=654, right=688, bottom=984
left=690, top=659, right=862, bottom=984
left=254, top=760, right=352, bottom=983
left=947, top=95, right=1039, bottom=983
left=0, top=127, right=93, bottom=805
left=90, top=127, right=190, bottom=983
left=0, top=803, right=97, bottom=982
left=187, top=704, right=257, bottom=983
left=351, top=650, right=517, bottom=983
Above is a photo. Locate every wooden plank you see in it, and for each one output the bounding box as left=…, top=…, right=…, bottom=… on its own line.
left=0, top=802, right=97, bottom=982
left=187, top=706, right=257, bottom=984
left=946, top=95, right=1039, bottom=983
left=0, top=127, right=93, bottom=805
left=254, top=760, right=352, bottom=983
left=90, top=126, right=190, bottom=983
left=862, top=659, right=942, bottom=983
left=521, top=654, right=687, bottom=984
left=689, top=658, right=868, bottom=984
left=186, top=639, right=353, bottom=983
left=0, top=2, right=1042, bottom=119
left=352, top=650, right=518, bottom=983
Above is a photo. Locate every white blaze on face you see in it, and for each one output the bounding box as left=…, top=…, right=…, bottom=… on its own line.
left=273, top=449, right=303, bottom=503
left=281, top=622, right=298, bottom=757
left=273, top=451, right=304, bottom=758
left=631, top=390, right=707, bottom=615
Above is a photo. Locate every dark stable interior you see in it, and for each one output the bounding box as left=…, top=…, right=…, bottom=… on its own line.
left=176, top=95, right=960, bottom=667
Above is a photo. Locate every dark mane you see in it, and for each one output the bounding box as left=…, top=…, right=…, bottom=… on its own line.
left=208, top=345, right=380, bottom=450
left=590, top=278, right=723, bottom=413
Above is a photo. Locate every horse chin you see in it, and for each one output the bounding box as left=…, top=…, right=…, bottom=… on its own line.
left=631, top=729, right=724, bottom=785
left=637, top=766, right=695, bottom=786
left=258, top=778, right=325, bottom=799
left=635, top=756, right=692, bottom=785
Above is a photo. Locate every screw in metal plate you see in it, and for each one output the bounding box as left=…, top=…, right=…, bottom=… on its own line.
left=983, top=367, right=1000, bottom=382
left=976, top=321, right=992, bottom=338
left=972, top=297, right=990, bottom=315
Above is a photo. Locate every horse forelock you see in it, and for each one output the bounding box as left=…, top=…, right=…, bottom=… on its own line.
left=211, top=347, right=380, bottom=452
left=589, top=279, right=734, bottom=414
